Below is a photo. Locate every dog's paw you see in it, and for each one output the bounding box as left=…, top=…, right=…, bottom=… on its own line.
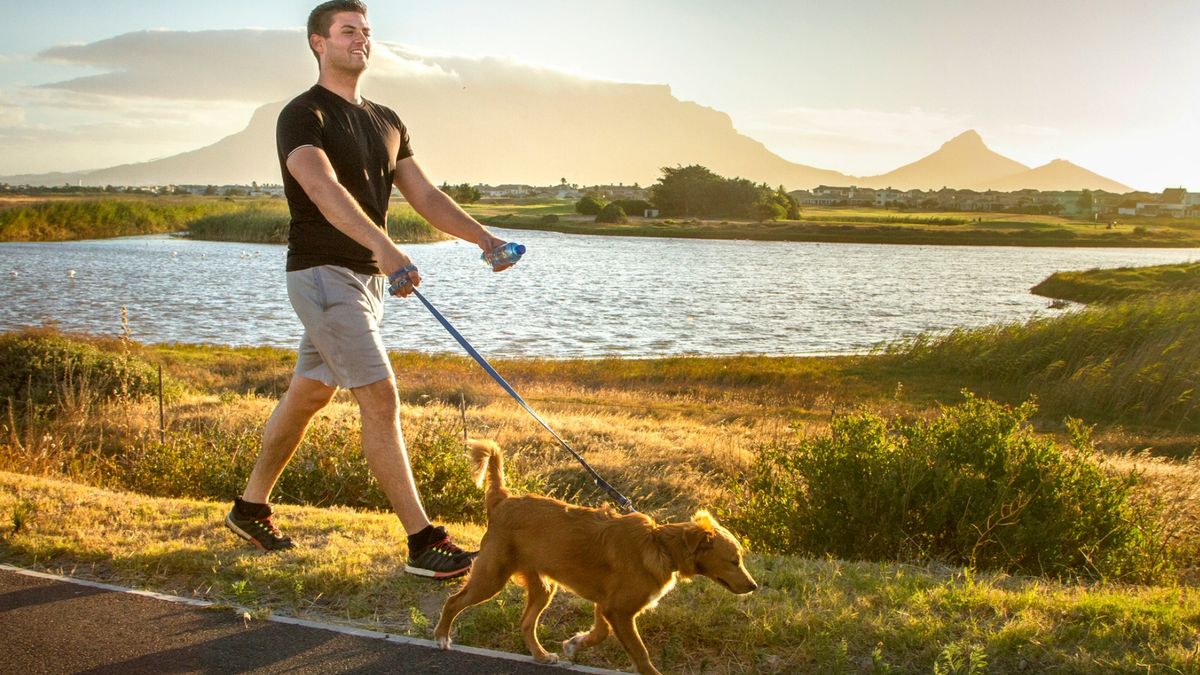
left=534, top=652, right=559, bottom=664
left=562, top=635, right=582, bottom=659
left=435, top=634, right=451, bottom=650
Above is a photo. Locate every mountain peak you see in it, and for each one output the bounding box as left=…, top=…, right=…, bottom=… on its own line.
left=942, top=129, right=985, bottom=150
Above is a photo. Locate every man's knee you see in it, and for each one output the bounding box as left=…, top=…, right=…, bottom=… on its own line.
left=352, top=378, right=399, bottom=420
left=285, top=376, right=337, bottom=415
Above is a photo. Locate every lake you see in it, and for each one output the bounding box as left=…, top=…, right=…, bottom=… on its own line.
left=1, top=229, right=1196, bottom=358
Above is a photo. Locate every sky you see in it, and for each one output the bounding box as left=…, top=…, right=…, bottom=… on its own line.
left=0, top=0, right=1196, bottom=191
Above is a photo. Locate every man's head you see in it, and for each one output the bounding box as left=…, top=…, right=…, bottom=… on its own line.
left=307, top=1, right=370, bottom=71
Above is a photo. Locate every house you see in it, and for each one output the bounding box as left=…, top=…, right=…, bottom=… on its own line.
left=1135, top=188, right=1196, bottom=217
left=480, top=184, right=534, bottom=198
left=874, top=188, right=906, bottom=207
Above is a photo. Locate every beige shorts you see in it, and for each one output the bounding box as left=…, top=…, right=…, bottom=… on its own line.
left=287, top=265, right=394, bottom=389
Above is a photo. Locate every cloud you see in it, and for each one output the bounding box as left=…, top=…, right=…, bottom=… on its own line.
left=36, top=30, right=457, bottom=103
left=0, top=94, right=25, bottom=126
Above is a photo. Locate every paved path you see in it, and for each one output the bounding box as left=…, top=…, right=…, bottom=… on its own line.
left=0, top=565, right=621, bottom=674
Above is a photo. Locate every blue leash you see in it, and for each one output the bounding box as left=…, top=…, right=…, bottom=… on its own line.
left=390, top=267, right=635, bottom=513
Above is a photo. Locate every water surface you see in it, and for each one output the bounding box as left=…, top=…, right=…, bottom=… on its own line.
left=1, top=229, right=1195, bottom=358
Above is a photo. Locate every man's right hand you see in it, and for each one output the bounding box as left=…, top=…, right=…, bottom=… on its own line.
left=383, top=250, right=420, bottom=297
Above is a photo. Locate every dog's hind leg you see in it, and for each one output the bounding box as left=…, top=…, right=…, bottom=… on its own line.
left=517, top=572, right=559, bottom=664
left=562, top=604, right=611, bottom=660
left=434, top=553, right=511, bottom=649
left=604, top=609, right=662, bottom=675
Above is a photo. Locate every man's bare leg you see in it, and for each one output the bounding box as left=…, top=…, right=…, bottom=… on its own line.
left=242, top=373, right=336, bottom=503
left=351, top=377, right=431, bottom=535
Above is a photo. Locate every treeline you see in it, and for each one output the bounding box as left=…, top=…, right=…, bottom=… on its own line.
left=575, top=165, right=801, bottom=222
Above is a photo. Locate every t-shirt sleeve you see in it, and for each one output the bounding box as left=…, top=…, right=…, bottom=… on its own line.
left=277, top=102, right=325, bottom=161
left=396, top=119, right=414, bottom=161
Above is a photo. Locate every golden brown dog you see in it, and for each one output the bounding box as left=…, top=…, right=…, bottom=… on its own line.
left=435, top=440, right=757, bottom=675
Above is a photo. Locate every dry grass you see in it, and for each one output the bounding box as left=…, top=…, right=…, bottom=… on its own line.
left=2, top=471, right=1197, bottom=674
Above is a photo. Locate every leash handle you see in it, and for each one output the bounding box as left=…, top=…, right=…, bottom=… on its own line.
left=406, top=286, right=635, bottom=513
left=388, top=264, right=418, bottom=296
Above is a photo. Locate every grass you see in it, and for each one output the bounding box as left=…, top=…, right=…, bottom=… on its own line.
left=1032, top=261, right=1200, bottom=304
left=882, top=291, right=1200, bottom=445
left=185, top=200, right=450, bottom=244
left=3, top=278, right=1200, bottom=671
left=0, top=196, right=450, bottom=244
left=2, top=472, right=1197, bottom=674
left=0, top=197, right=244, bottom=241
left=7, top=195, right=1199, bottom=247
left=473, top=203, right=1200, bottom=248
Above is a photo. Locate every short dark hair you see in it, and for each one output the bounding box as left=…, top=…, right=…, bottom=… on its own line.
left=307, top=1, right=369, bottom=63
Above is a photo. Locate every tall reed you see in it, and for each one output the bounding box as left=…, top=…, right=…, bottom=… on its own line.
left=887, top=291, right=1200, bottom=430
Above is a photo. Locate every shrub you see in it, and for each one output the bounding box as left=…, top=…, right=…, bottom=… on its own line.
left=575, top=195, right=606, bottom=215
left=0, top=330, right=159, bottom=408
left=596, top=203, right=628, bottom=224
left=121, top=412, right=542, bottom=524
left=538, top=214, right=559, bottom=224
left=613, top=199, right=651, bottom=217
left=726, top=393, right=1167, bottom=581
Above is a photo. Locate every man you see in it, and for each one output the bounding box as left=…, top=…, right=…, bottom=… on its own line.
left=225, top=0, right=512, bottom=580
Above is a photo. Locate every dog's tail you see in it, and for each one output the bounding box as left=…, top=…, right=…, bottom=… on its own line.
left=467, top=439, right=509, bottom=513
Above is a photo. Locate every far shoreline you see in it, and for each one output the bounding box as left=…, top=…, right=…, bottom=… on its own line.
left=4, top=195, right=1200, bottom=249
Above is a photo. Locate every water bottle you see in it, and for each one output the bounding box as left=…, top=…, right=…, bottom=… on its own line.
left=481, top=242, right=526, bottom=269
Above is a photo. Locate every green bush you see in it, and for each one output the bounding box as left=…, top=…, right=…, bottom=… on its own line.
left=613, top=199, right=651, bottom=217
left=538, top=214, right=560, bottom=224
left=0, top=330, right=159, bottom=408
left=726, top=393, right=1166, bottom=581
left=575, top=195, right=606, bottom=215
left=596, top=203, right=628, bottom=224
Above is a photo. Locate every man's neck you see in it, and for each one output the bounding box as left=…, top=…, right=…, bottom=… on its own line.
left=316, top=71, right=363, bottom=105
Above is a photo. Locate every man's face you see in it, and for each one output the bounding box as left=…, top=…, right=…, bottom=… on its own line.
left=313, top=11, right=371, bottom=74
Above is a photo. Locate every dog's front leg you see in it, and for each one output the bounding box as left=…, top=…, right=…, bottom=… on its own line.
left=563, top=604, right=611, bottom=659
left=518, top=574, right=559, bottom=663
left=604, top=609, right=662, bottom=675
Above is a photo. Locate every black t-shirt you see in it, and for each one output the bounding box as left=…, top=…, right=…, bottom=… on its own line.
left=276, top=84, right=414, bottom=275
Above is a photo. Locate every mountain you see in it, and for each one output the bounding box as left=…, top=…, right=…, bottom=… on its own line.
left=858, top=130, right=1030, bottom=190
left=2, top=74, right=853, bottom=190
left=979, top=159, right=1131, bottom=192
left=0, top=30, right=1129, bottom=193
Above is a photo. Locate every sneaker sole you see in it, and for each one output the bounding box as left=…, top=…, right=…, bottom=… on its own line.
left=404, top=564, right=471, bottom=580
left=225, top=515, right=268, bottom=551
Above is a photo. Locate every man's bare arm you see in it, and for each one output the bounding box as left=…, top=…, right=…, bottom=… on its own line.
left=286, top=146, right=417, bottom=290
left=393, top=157, right=507, bottom=256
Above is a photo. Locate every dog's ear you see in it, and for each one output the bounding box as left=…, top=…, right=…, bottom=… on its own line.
left=684, top=511, right=717, bottom=554
left=692, top=510, right=719, bottom=532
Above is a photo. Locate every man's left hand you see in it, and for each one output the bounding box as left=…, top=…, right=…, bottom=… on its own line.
left=478, top=234, right=514, bottom=272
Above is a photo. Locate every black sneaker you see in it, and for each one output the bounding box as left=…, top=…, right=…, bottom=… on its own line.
left=225, top=501, right=295, bottom=552
left=404, top=526, right=474, bottom=579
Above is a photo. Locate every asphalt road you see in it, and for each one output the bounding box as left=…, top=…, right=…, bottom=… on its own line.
left=0, top=566, right=619, bottom=674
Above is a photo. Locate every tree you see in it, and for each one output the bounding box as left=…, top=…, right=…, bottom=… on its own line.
left=575, top=195, right=607, bottom=215
left=440, top=182, right=480, bottom=204
left=1076, top=189, right=1094, bottom=213
left=203, top=185, right=218, bottom=196
left=650, top=165, right=791, bottom=220
left=650, top=165, right=723, bottom=217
